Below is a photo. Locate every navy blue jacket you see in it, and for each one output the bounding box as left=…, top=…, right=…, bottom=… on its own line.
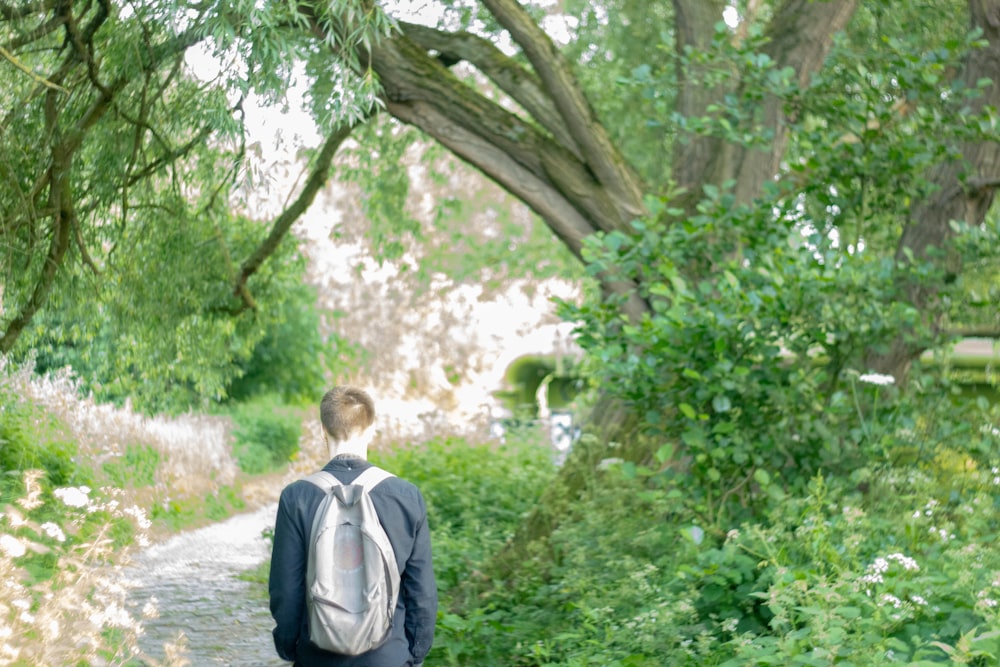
left=269, top=458, right=437, bottom=666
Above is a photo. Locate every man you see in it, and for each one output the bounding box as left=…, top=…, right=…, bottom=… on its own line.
left=269, top=386, right=437, bottom=666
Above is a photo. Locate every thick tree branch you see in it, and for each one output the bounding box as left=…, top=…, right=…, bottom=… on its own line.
left=296, top=4, right=653, bottom=320
left=398, top=21, right=583, bottom=159
left=671, top=0, right=727, bottom=195
left=672, top=0, right=857, bottom=205
left=0, top=91, right=73, bottom=353
left=479, top=0, right=646, bottom=220
left=729, top=0, right=857, bottom=204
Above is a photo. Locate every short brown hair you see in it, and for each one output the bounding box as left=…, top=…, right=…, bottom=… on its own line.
left=320, top=386, right=376, bottom=442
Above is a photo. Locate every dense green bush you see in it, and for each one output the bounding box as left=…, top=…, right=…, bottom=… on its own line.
left=425, top=439, right=1000, bottom=666
left=228, top=397, right=304, bottom=474
left=372, top=428, right=557, bottom=604
left=0, top=386, right=90, bottom=501
left=101, top=443, right=161, bottom=489
left=22, top=267, right=352, bottom=416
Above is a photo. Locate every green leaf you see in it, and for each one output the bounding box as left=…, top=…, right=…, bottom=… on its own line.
left=712, top=394, right=732, bottom=413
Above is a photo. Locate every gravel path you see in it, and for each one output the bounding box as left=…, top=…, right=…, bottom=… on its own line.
left=125, top=503, right=287, bottom=666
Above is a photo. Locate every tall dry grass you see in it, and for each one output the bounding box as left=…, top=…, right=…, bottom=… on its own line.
left=10, top=360, right=238, bottom=498
left=0, top=359, right=244, bottom=666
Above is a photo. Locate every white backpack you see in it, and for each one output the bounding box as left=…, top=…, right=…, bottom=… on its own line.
left=304, top=466, right=401, bottom=655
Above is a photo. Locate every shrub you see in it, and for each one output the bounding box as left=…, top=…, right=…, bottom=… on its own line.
left=437, top=456, right=1000, bottom=666
left=228, top=397, right=304, bottom=474
left=0, top=394, right=87, bottom=500
left=372, top=430, right=556, bottom=605
left=101, top=444, right=161, bottom=489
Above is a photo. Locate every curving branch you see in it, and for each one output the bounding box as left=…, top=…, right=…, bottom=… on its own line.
left=729, top=0, right=857, bottom=203
left=231, top=118, right=366, bottom=310
left=0, top=19, right=210, bottom=351
left=0, top=91, right=74, bottom=353
left=480, top=0, right=646, bottom=220
left=671, top=0, right=857, bottom=205
left=398, top=21, right=583, bottom=159
left=297, top=2, right=651, bottom=321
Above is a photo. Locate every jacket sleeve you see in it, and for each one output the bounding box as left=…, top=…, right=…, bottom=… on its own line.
left=269, top=485, right=308, bottom=662
left=403, top=491, right=438, bottom=664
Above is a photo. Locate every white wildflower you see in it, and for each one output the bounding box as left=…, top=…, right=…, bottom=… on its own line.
left=0, top=534, right=25, bottom=558
left=124, top=505, right=152, bottom=530
left=881, top=593, right=903, bottom=608
left=859, top=373, right=895, bottom=386
left=597, top=457, right=624, bottom=470
left=40, top=522, right=66, bottom=542
left=53, top=486, right=91, bottom=508
left=89, top=603, right=134, bottom=629
left=911, top=595, right=928, bottom=606
left=726, top=529, right=740, bottom=541
left=886, top=553, right=919, bottom=571
left=4, top=511, right=26, bottom=528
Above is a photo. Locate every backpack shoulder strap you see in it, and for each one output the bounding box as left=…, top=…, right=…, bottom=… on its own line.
left=303, top=470, right=341, bottom=492
left=353, top=465, right=395, bottom=490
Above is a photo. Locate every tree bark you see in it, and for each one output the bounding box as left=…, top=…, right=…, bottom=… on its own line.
left=866, top=0, right=1000, bottom=380
left=671, top=0, right=857, bottom=206
left=336, top=1, right=859, bottom=570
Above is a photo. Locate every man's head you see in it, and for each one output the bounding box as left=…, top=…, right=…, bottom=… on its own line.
left=320, top=386, right=376, bottom=443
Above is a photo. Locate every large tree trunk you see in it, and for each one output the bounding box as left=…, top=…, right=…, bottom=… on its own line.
left=314, top=0, right=858, bottom=567
left=310, top=0, right=995, bottom=569
left=867, top=0, right=1000, bottom=381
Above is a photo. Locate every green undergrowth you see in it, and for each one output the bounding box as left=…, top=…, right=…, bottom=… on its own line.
left=235, top=405, right=1000, bottom=666
left=415, top=448, right=1000, bottom=666
left=225, top=395, right=305, bottom=475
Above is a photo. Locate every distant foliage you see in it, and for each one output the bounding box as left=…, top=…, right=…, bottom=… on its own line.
left=226, top=283, right=358, bottom=406
left=101, top=444, right=161, bottom=489
left=20, top=227, right=349, bottom=416
left=228, top=397, right=305, bottom=474
left=371, top=431, right=557, bottom=607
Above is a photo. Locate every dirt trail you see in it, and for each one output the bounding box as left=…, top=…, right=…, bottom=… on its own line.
left=125, top=503, right=286, bottom=666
